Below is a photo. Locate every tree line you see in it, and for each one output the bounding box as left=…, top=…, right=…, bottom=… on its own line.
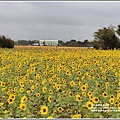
left=1, top=24, right=120, bottom=49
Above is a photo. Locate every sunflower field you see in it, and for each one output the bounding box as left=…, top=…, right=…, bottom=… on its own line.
left=0, top=47, right=120, bottom=118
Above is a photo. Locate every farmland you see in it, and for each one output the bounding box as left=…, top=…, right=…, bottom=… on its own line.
left=0, top=46, right=120, bottom=118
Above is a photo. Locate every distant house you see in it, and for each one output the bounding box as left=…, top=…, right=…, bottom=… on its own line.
left=32, top=43, right=39, bottom=46
left=39, top=40, right=58, bottom=46
left=87, top=43, right=94, bottom=48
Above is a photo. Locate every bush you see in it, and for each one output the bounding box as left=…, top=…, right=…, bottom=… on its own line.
left=0, top=35, right=14, bottom=48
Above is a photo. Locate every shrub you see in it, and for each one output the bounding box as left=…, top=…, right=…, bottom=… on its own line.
left=0, top=35, right=14, bottom=48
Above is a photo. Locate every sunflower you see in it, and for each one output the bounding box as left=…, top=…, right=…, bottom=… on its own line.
left=88, top=91, right=92, bottom=97
left=0, top=102, right=4, bottom=107
left=7, top=98, right=14, bottom=104
left=49, top=89, right=53, bottom=94
left=110, top=95, right=115, bottom=99
left=21, top=95, right=27, bottom=103
left=19, top=81, right=24, bottom=87
left=58, top=107, right=63, bottom=113
left=47, top=116, right=53, bottom=119
left=86, top=101, right=94, bottom=110
left=69, top=92, right=73, bottom=97
left=1, top=82, right=5, bottom=87
left=42, top=87, right=47, bottom=93
left=9, top=94, right=15, bottom=101
left=35, top=83, right=39, bottom=88
left=76, top=94, right=81, bottom=102
left=29, top=80, right=33, bottom=84
left=92, top=97, right=99, bottom=104
left=109, top=98, right=115, bottom=105
left=72, top=114, right=81, bottom=118
left=56, top=84, right=61, bottom=90
left=4, top=110, right=8, bottom=114
left=27, top=90, right=31, bottom=94
left=82, top=92, right=86, bottom=96
left=20, top=87, right=24, bottom=92
left=20, top=103, right=26, bottom=111
left=53, top=110, right=57, bottom=114
left=31, top=85, right=35, bottom=92
left=14, top=87, right=17, bottom=91
left=42, top=79, right=46, bottom=85
left=105, top=82, right=109, bottom=86
left=36, top=93, right=40, bottom=97
left=40, top=106, right=48, bottom=115
left=48, top=96, right=52, bottom=103
left=77, top=71, right=81, bottom=76
left=70, top=81, right=75, bottom=87
left=2, top=96, right=5, bottom=100
left=118, top=103, right=120, bottom=110
left=67, top=108, right=71, bottom=113
left=81, top=85, right=86, bottom=91
left=102, top=92, right=107, bottom=98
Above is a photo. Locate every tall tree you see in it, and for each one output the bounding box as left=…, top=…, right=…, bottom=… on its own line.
left=93, top=25, right=119, bottom=49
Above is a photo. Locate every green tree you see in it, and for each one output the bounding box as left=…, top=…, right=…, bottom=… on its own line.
left=93, top=25, right=119, bottom=49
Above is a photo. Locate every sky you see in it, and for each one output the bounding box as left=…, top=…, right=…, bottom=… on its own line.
left=0, top=1, right=120, bottom=42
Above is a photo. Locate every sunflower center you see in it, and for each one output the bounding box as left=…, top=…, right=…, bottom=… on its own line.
left=95, top=98, right=98, bottom=101
left=88, top=104, right=91, bottom=107
left=22, top=106, right=25, bottom=109
left=10, top=99, right=13, bottom=102
left=43, top=109, right=46, bottom=112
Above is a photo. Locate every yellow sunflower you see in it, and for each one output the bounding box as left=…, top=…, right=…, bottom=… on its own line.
left=82, top=92, right=86, bottom=96
left=4, top=110, right=8, bottom=114
left=56, top=84, right=61, bottom=90
left=88, top=91, right=92, bottom=97
left=27, top=90, right=31, bottom=94
left=76, top=94, right=81, bottom=102
left=109, top=98, right=115, bottom=105
left=81, top=85, right=86, bottom=91
left=92, top=97, right=99, bottom=104
left=35, top=83, right=39, bottom=88
left=9, top=94, right=15, bottom=101
left=7, top=98, right=14, bottom=104
left=0, top=102, right=4, bottom=107
left=86, top=101, right=94, bottom=110
left=118, top=103, right=120, bottom=110
left=20, top=103, right=26, bottom=111
left=42, top=87, right=47, bottom=93
left=48, top=96, right=52, bottom=103
left=36, top=93, right=40, bottom=97
left=47, top=116, right=53, bottom=119
left=21, top=95, right=27, bottom=103
left=40, top=106, right=48, bottom=115
left=20, top=87, right=24, bottom=92
left=58, top=107, right=63, bottom=113
left=72, top=114, right=81, bottom=118
left=70, top=81, right=75, bottom=87
left=102, top=92, right=107, bottom=98
left=49, top=89, right=53, bottom=94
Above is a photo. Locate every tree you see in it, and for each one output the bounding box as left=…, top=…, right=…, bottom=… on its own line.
left=116, top=24, right=120, bottom=48
left=0, top=35, right=14, bottom=48
left=91, top=40, right=102, bottom=49
left=93, top=25, right=119, bottom=49
left=116, top=24, right=120, bottom=36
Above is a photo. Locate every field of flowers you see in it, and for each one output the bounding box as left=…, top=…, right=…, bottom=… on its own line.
left=0, top=47, right=120, bottom=118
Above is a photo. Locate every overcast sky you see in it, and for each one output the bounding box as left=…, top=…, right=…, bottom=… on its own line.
left=0, top=1, right=120, bottom=42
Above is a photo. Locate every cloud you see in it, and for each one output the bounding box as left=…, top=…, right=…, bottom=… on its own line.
left=0, top=2, right=120, bottom=41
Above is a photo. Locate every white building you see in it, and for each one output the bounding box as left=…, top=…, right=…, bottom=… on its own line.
left=39, top=40, right=58, bottom=46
